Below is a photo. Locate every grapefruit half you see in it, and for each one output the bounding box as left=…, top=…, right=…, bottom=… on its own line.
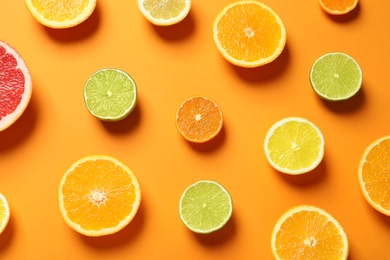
left=0, top=40, right=32, bottom=132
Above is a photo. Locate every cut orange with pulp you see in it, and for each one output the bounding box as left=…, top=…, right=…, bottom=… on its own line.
left=271, top=205, right=349, bottom=260
left=176, top=96, right=223, bottom=143
left=58, top=155, right=141, bottom=237
left=25, top=0, right=97, bottom=28
left=358, top=136, right=390, bottom=216
left=213, top=0, right=287, bottom=68
left=319, top=0, right=358, bottom=15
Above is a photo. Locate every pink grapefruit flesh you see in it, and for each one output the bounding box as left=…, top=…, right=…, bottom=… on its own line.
left=0, top=41, right=32, bottom=132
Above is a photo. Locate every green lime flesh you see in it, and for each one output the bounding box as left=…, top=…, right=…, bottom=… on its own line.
left=310, top=52, right=362, bottom=101
left=179, top=180, right=233, bottom=234
left=84, top=68, right=137, bottom=121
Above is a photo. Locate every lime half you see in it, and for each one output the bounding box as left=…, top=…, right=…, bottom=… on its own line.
left=84, top=68, right=137, bottom=121
left=310, top=52, right=362, bottom=101
left=179, top=180, right=233, bottom=234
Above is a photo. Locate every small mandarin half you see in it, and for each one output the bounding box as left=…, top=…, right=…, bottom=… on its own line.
left=213, top=0, right=287, bottom=68
left=25, top=0, right=97, bottom=28
left=58, top=155, right=141, bottom=237
left=319, top=0, right=358, bottom=15
left=0, top=40, right=32, bottom=132
left=176, top=96, right=223, bottom=143
left=358, top=136, right=390, bottom=216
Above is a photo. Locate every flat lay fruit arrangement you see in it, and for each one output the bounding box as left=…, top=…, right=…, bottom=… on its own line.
left=1, top=0, right=390, bottom=259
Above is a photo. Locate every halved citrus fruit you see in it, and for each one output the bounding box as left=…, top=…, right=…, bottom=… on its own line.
left=310, top=52, right=362, bottom=101
left=25, top=0, right=97, bottom=28
left=58, top=155, right=141, bottom=237
left=0, top=193, right=10, bottom=235
left=358, top=136, right=390, bottom=216
left=213, top=0, right=287, bottom=68
left=319, top=0, right=358, bottom=15
left=0, top=40, right=32, bottom=132
left=264, top=117, right=325, bottom=175
left=271, top=205, right=349, bottom=260
left=176, top=96, right=223, bottom=143
left=84, top=68, right=137, bottom=121
left=137, top=0, right=192, bottom=26
left=179, top=180, right=233, bottom=234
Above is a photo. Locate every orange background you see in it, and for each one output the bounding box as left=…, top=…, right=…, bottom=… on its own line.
left=1, top=0, right=390, bottom=259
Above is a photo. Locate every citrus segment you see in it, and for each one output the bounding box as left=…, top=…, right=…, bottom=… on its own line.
left=58, top=155, right=141, bottom=237
left=310, top=52, right=362, bottom=101
left=271, top=205, right=349, bottom=260
left=84, top=68, right=137, bottom=121
left=213, top=0, right=287, bottom=68
left=25, top=0, right=97, bottom=28
left=179, top=180, right=233, bottom=234
left=137, top=0, right=191, bottom=26
left=176, top=96, right=223, bottom=143
left=0, top=40, right=32, bottom=132
left=319, top=0, right=358, bottom=15
left=358, top=136, right=390, bottom=216
left=264, top=117, right=324, bottom=175
left=0, top=193, right=10, bottom=235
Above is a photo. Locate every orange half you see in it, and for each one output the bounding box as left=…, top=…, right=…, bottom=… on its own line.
left=271, top=205, right=349, bottom=260
left=58, top=155, right=141, bottom=236
left=358, top=136, right=390, bottom=216
left=213, top=0, right=287, bottom=68
left=25, top=0, right=97, bottom=28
